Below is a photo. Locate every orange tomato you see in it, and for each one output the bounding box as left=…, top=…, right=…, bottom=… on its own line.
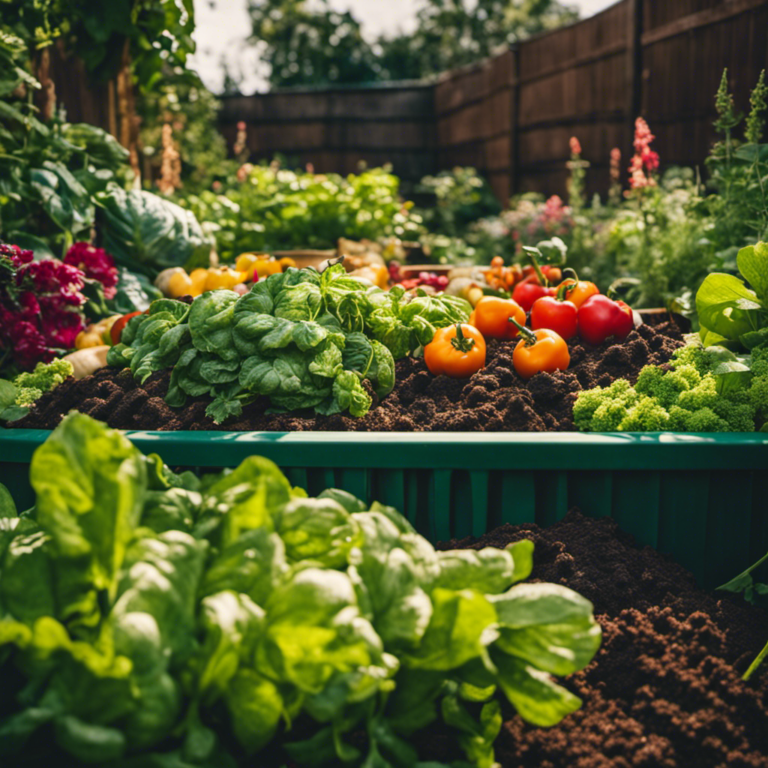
left=559, top=279, right=599, bottom=308
left=512, top=327, right=570, bottom=380
left=469, top=296, right=526, bottom=340
left=424, top=323, right=486, bottom=378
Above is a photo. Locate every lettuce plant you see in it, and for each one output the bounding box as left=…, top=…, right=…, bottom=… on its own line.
left=0, top=413, right=601, bottom=767
left=108, top=264, right=469, bottom=422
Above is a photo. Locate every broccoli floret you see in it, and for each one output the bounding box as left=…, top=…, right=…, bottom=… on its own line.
left=14, top=359, right=74, bottom=394
left=573, top=379, right=640, bottom=432
left=636, top=364, right=699, bottom=408
left=591, top=400, right=634, bottom=432
left=677, top=375, right=719, bottom=412
left=618, top=396, right=670, bottom=431
left=748, top=374, right=768, bottom=421
left=750, top=348, right=768, bottom=377
left=684, top=407, right=729, bottom=432
left=668, top=406, right=692, bottom=431
left=14, top=387, right=43, bottom=407
left=671, top=345, right=712, bottom=375
left=634, top=365, right=665, bottom=397
left=713, top=400, right=757, bottom=432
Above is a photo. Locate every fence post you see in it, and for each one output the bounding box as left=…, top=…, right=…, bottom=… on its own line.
left=510, top=44, right=520, bottom=196
left=626, top=0, right=644, bottom=152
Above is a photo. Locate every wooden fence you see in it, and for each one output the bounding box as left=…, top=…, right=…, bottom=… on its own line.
left=220, top=0, right=768, bottom=201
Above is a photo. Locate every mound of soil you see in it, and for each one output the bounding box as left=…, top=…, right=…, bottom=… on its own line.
left=12, top=320, right=684, bottom=433
left=433, top=512, right=768, bottom=768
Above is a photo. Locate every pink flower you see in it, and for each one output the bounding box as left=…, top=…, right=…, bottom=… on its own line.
left=641, top=147, right=660, bottom=172
left=236, top=163, right=254, bottom=183
left=40, top=310, right=84, bottom=350
left=64, top=243, right=119, bottom=300
left=628, top=118, right=659, bottom=189
left=610, top=147, right=621, bottom=180
left=569, top=137, right=582, bottom=156
left=18, top=259, right=84, bottom=295
left=0, top=243, right=33, bottom=268
left=633, top=117, right=655, bottom=152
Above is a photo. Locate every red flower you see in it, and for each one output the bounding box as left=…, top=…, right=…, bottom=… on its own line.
left=569, top=137, right=582, bottom=156
left=64, top=243, right=119, bottom=300
left=0, top=243, right=34, bottom=268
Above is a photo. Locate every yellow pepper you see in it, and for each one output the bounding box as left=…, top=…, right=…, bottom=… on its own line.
left=167, top=270, right=194, bottom=298
left=205, top=266, right=248, bottom=292
left=254, top=257, right=282, bottom=279
left=235, top=252, right=268, bottom=280
left=279, top=257, right=296, bottom=271
left=189, top=269, right=209, bottom=297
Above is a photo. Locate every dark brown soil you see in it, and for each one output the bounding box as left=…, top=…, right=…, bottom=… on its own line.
left=12, top=321, right=684, bottom=432
left=432, top=511, right=768, bottom=768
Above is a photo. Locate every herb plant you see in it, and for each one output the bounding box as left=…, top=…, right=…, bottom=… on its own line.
left=0, top=412, right=601, bottom=767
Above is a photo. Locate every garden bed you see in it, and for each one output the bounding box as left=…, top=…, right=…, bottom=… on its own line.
left=10, top=321, right=684, bottom=433
left=437, top=511, right=768, bottom=768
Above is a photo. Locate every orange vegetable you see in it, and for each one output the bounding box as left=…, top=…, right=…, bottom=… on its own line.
left=167, top=270, right=194, bottom=298
left=424, top=323, right=486, bottom=378
left=511, top=320, right=570, bottom=380
left=469, top=296, right=526, bottom=340
left=110, top=311, right=142, bottom=346
left=254, top=257, right=282, bottom=278
left=189, top=268, right=209, bottom=297
left=558, top=272, right=599, bottom=308
left=205, top=266, right=247, bottom=291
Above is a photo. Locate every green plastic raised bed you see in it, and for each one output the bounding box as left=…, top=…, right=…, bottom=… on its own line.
left=1, top=428, right=766, bottom=588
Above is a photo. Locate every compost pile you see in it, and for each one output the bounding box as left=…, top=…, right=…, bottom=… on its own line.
left=437, top=511, right=768, bottom=768
left=11, top=321, right=684, bottom=432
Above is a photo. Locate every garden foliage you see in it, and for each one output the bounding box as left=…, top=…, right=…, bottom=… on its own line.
left=107, top=265, right=470, bottom=423
left=0, top=413, right=601, bottom=767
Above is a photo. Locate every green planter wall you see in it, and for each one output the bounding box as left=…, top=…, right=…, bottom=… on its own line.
left=1, top=429, right=766, bottom=588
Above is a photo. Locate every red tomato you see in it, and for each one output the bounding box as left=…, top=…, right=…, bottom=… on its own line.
left=512, top=278, right=550, bottom=312
left=530, top=296, right=578, bottom=340
left=578, top=295, right=634, bottom=346
left=110, top=311, right=142, bottom=346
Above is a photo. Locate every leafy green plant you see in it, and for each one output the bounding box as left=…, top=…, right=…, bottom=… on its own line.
left=0, top=412, right=601, bottom=767
left=416, top=168, right=501, bottom=239
left=573, top=343, right=768, bottom=433
left=0, top=358, right=73, bottom=422
left=107, top=265, right=469, bottom=423
left=96, top=185, right=214, bottom=277
left=0, top=0, right=196, bottom=90
left=696, top=242, right=768, bottom=350
left=719, top=549, right=768, bottom=680
left=179, top=164, right=424, bottom=261
left=702, top=70, right=768, bottom=266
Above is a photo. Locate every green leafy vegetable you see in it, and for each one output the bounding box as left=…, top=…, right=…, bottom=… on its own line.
left=0, top=413, right=601, bottom=767
left=96, top=186, right=213, bottom=278
left=696, top=242, right=768, bottom=351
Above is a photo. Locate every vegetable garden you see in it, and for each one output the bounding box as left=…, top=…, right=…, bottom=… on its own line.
left=0, top=2, right=767, bottom=767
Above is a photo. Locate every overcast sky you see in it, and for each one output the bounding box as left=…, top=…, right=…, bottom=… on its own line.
left=190, top=0, right=618, bottom=94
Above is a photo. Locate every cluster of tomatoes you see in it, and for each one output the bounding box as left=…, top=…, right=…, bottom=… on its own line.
left=425, top=268, right=635, bottom=381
